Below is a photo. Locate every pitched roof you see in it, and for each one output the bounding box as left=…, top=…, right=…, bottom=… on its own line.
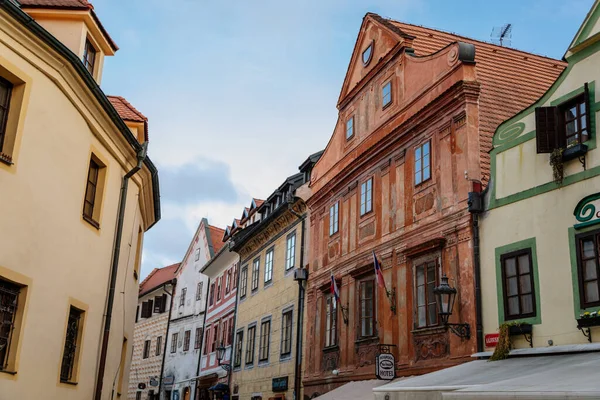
left=139, top=263, right=178, bottom=296
left=382, top=17, right=565, bottom=182
left=253, top=199, right=264, bottom=208
left=107, top=95, right=149, bottom=141
left=208, top=225, right=226, bottom=254
left=19, top=0, right=119, bottom=52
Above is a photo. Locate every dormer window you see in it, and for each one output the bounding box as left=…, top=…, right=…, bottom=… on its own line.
left=83, top=39, right=97, bottom=75
left=362, top=41, right=373, bottom=66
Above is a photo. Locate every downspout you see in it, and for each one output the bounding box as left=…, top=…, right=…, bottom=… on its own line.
left=95, top=143, right=148, bottom=400
left=288, top=203, right=306, bottom=400
left=158, top=278, right=177, bottom=398
left=196, top=277, right=211, bottom=381
left=472, top=213, right=484, bottom=353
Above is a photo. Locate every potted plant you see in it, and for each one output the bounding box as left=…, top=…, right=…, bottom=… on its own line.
left=577, top=311, right=600, bottom=328
left=508, top=322, right=533, bottom=335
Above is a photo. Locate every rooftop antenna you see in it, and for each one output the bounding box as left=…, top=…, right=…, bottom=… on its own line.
left=491, top=23, right=512, bottom=47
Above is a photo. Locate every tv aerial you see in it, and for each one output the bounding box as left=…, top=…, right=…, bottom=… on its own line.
left=491, top=23, right=512, bottom=47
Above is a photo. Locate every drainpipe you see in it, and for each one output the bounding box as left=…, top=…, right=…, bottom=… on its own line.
left=195, top=276, right=211, bottom=397
left=472, top=213, right=484, bottom=353
left=288, top=202, right=306, bottom=400
left=95, top=143, right=148, bottom=400
left=159, top=278, right=177, bottom=399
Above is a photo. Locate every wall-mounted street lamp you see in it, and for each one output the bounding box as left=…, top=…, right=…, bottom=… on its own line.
left=216, top=342, right=231, bottom=375
left=434, top=274, right=471, bottom=340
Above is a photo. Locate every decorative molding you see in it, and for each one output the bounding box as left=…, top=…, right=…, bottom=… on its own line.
left=413, top=331, right=449, bottom=361
left=453, top=111, right=467, bottom=129
left=403, top=238, right=446, bottom=258
left=355, top=341, right=378, bottom=367
left=321, top=347, right=340, bottom=372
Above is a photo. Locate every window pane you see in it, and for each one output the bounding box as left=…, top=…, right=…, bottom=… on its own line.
left=566, top=106, right=577, bottom=120
left=521, top=294, right=534, bottom=314
left=423, top=142, right=430, bottom=155
left=423, top=167, right=430, bottom=181
left=428, top=303, right=437, bottom=326
left=507, top=296, right=520, bottom=316
left=423, top=153, right=430, bottom=169
left=418, top=305, right=426, bottom=327
left=585, top=282, right=600, bottom=303
left=566, top=119, right=578, bottom=135
left=507, top=277, right=518, bottom=296
left=415, top=147, right=421, bottom=161
left=504, top=258, right=517, bottom=277
left=579, top=102, right=586, bottom=115
left=415, top=172, right=421, bottom=185
left=417, top=265, right=425, bottom=286
left=585, top=260, right=598, bottom=280
left=518, top=254, right=530, bottom=274
left=583, top=239, right=595, bottom=258
left=417, top=284, right=425, bottom=308
left=519, top=275, right=532, bottom=294
left=581, top=116, right=587, bottom=130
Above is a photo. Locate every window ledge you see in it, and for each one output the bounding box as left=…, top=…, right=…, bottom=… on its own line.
left=280, top=354, right=292, bottom=362
left=60, top=380, right=78, bottom=386
left=323, top=345, right=340, bottom=353
left=83, top=214, right=100, bottom=229
left=355, top=336, right=379, bottom=346
left=411, top=325, right=445, bottom=336
left=0, top=369, right=17, bottom=376
left=0, top=153, right=13, bottom=166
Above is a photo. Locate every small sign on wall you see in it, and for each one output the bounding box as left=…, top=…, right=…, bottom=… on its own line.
left=272, top=376, right=288, bottom=392
left=485, top=333, right=499, bottom=347
left=376, top=353, right=395, bottom=380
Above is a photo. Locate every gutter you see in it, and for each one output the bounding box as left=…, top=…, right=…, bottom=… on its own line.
left=158, top=278, right=177, bottom=397
left=95, top=143, right=148, bottom=400
left=0, top=0, right=161, bottom=228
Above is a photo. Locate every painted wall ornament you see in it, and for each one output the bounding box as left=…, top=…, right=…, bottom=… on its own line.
left=574, top=192, right=600, bottom=229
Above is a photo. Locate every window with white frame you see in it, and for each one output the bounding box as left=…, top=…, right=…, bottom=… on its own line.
left=329, top=202, right=339, bottom=235
left=415, top=141, right=431, bottom=185
left=286, top=233, right=296, bottom=270
left=360, top=178, right=373, bottom=216
left=264, top=248, right=274, bottom=283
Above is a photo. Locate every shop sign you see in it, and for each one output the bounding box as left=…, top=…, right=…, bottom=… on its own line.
left=163, top=376, right=174, bottom=385
left=485, top=333, right=499, bottom=347
left=272, top=376, right=288, bottom=392
left=149, top=377, right=159, bottom=387
left=574, top=193, right=600, bottom=229
left=376, top=353, right=395, bottom=380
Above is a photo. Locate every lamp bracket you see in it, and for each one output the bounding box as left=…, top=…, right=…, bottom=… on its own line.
left=446, top=323, right=471, bottom=340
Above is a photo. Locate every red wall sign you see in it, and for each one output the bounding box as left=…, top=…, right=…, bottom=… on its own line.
left=485, top=333, right=499, bottom=347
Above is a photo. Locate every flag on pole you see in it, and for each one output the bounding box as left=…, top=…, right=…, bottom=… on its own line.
left=330, top=273, right=340, bottom=303
left=373, top=251, right=387, bottom=291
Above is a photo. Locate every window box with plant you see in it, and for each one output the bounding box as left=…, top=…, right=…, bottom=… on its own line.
left=536, top=83, right=592, bottom=184
left=577, top=311, right=600, bottom=328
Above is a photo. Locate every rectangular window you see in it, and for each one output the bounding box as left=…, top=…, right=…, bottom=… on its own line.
left=179, top=287, right=186, bottom=307
left=170, top=333, right=178, bottom=353
left=563, top=95, right=589, bottom=147
left=227, top=318, right=234, bottom=345
left=196, top=282, right=203, bottom=301
left=83, top=157, right=102, bottom=227
left=194, top=248, right=200, bottom=261
left=577, top=230, right=600, bottom=308
left=140, top=299, right=153, bottom=319
left=211, top=325, right=218, bottom=353
left=325, top=294, right=337, bottom=347
left=183, top=330, right=191, bottom=351
left=156, top=336, right=162, bottom=356
left=209, top=283, right=215, bottom=306
left=264, top=249, right=274, bottom=283
left=281, top=310, right=293, bottom=356
left=286, top=233, right=296, bottom=270
left=501, top=249, right=536, bottom=320
left=60, top=306, right=84, bottom=383
left=234, top=330, right=244, bottom=367
left=233, top=264, right=238, bottom=289
left=415, top=261, right=438, bottom=328
left=259, top=320, right=271, bottom=362
left=245, top=326, right=256, bottom=365
left=252, top=258, right=260, bottom=291
left=195, top=327, right=203, bottom=349
left=203, top=329, right=209, bottom=355
left=0, top=278, right=22, bottom=371
left=360, top=178, right=373, bottom=216
left=217, top=277, right=222, bottom=301
left=0, top=77, right=13, bottom=155
left=346, top=116, right=354, bottom=139
left=329, top=202, right=339, bottom=236
left=136, top=392, right=142, bottom=400
left=143, top=339, right=151, bottom=359
left=226, top=270, right=231, bottom=294
left=240, top=266, right=248, bottom=298
left=415, top=141, right=431, bottom=185
left=154, top=296, right=163, bottom=313
left=382, top=81, right=392, bottom=108
left=82, top=38, right=96, bottom=75
left=359, top=279, right=375, bottom=337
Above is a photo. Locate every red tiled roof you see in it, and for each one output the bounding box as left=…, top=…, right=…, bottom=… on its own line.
left=209, top=225, right=226, bottom=254
left=139, top=263, right=179, bottom=296
left=253, top=199, right=264, bottom=208
left=107, top=95, right=149, bottom=141
left=386, top=19, right=565, bottom=183
left=19, top=0, right=119, bottom=51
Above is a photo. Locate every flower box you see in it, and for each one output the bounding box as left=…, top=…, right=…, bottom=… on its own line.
left=562, top=143, right=588, bottom=161
left=508, top=323, right=532, bottom=336
left=577, top=316, right=600, bottom=329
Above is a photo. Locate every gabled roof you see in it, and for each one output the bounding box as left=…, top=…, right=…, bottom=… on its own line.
left=208, top=225, right=226, bottom=255
left=19, top=0, right=119, bottom=51
left=107, top=95, right=149, bottom=142
left=567, top=0, right=600, bottom=54
left=139, top=263, right=178, bottom=297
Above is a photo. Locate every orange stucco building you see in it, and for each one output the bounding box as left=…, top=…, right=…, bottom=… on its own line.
left=302, top=13, right=565, bottom=397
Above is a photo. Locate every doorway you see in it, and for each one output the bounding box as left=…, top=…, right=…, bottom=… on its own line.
left=183, top=387, right=191, bottom=400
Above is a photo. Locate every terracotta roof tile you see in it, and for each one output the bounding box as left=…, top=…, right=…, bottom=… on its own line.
left=107, top=95, right=149, bottom=141
left=209, top=225, right=226, bottom=253
left=19, top=0, right=119, bottom=51
left=139, top=263, right=178, bottom=296
left=386, top=19, right=565, bottom=183
left=253, top=199, right=264, bottom=208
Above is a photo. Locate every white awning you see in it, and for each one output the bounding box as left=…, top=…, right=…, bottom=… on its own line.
left=374, top=348, right=600, bottom=399
left=316, top=379, right=404, bottom=400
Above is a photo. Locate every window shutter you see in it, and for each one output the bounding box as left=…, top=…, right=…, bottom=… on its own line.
left=136, top=305, right=139, bottom=322
left=535, top=106, right=559, bottom=153
left=584, top=82, right=592, bottom=140
left=148, top=299, right=153, bottom=317
left=161, top=294, right=168, bottom=313
left=141, top=301, right=148, bottom=318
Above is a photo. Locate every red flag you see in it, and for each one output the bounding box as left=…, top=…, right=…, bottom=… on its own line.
left=373, top=251, right=387, bottom=291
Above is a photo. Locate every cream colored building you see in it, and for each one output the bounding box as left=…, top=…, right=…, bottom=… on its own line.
left=228, top=152, right=320, bottom=400
left=129, top=264, right=178, bottom=400
left=480, top=0, right=600, bottom=350
left=0, top=1, right=160, bottom=399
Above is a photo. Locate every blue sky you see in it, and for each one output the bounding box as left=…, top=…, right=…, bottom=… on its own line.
left=93, top=0, right=593, bottom=278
